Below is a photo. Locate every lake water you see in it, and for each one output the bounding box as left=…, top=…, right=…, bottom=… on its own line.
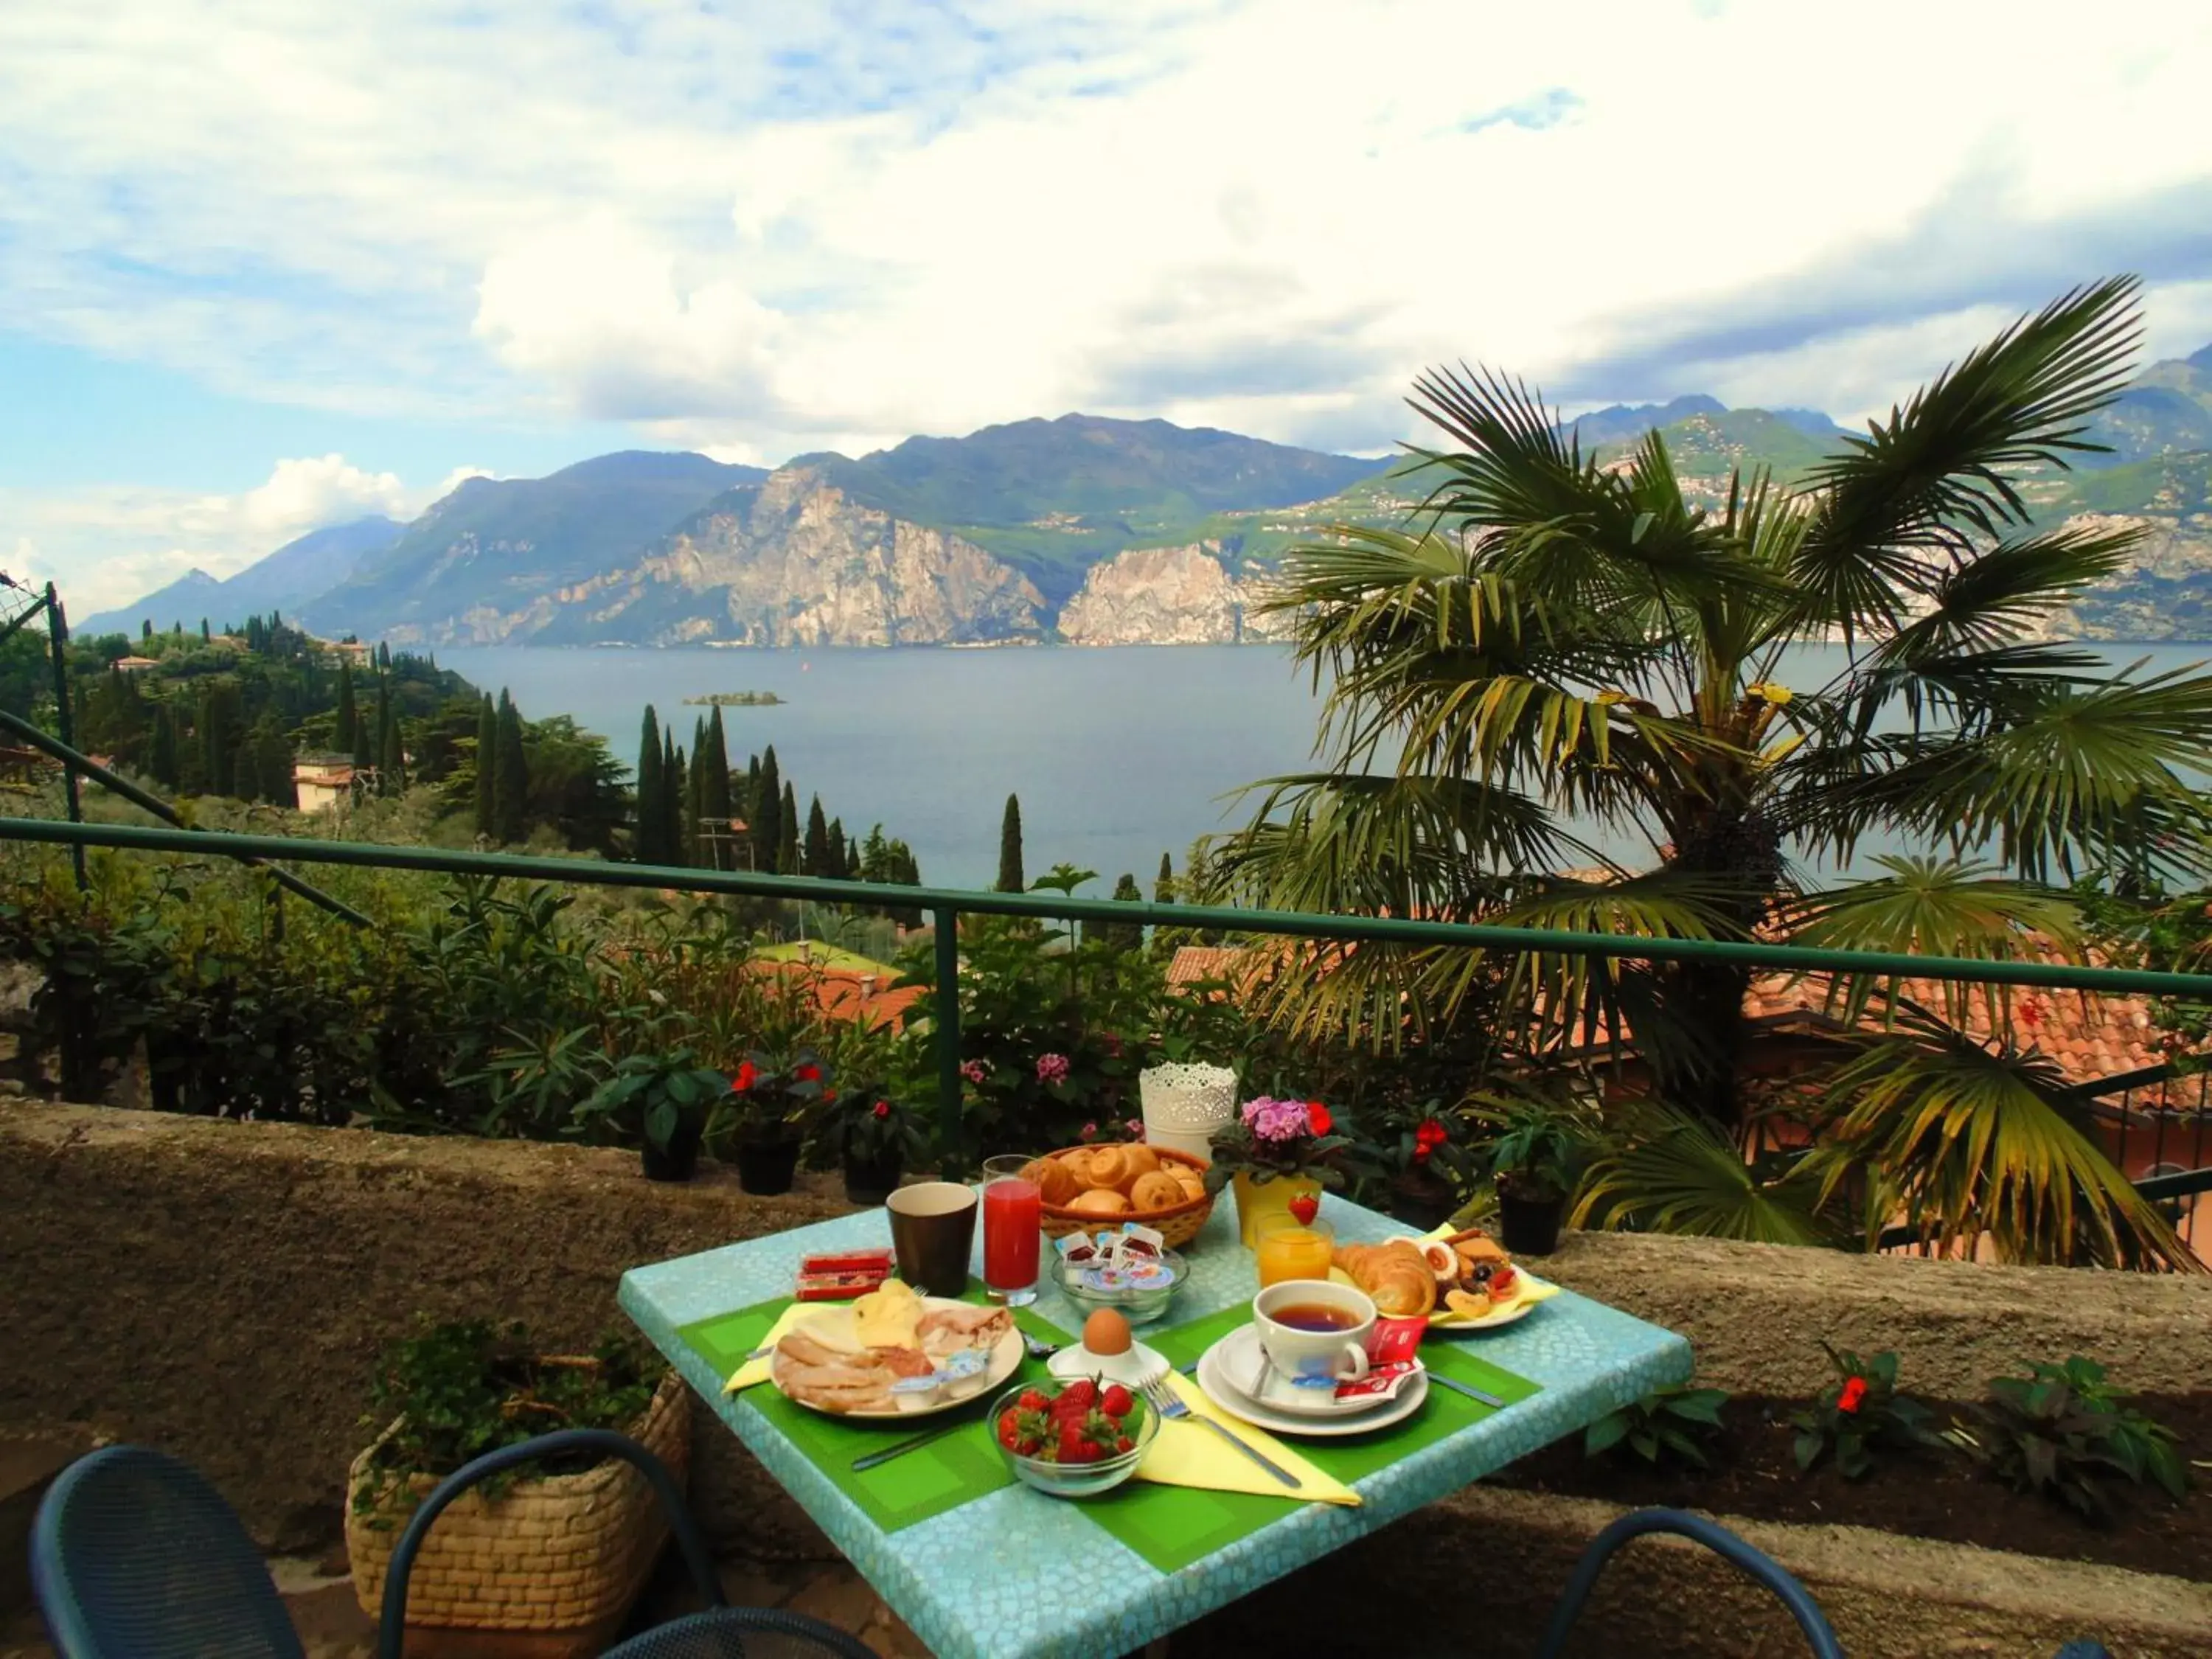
left=434, top=641, right=2212, bottom=893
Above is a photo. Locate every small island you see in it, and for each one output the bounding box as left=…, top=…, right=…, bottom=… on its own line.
left=682, top=690, right=785, bottom=706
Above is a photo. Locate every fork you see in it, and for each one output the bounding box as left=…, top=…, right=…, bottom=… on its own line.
left=1140, top=1374, right=1301, bottom=1489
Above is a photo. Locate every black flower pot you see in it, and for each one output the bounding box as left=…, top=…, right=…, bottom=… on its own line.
left=1498, top=1186, right=1566, bottom=1255
left=641, top=1122, right=703, bottom=1183
left=1388, top=1171, right=1458, bottom=1233
left=734, top=1136, right=802, bottom=1196
left=842, top=1149, right=903, bottom=1206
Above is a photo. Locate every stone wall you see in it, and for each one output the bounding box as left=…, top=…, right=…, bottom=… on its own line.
left=5, top=1100, right=2210, bottom=1654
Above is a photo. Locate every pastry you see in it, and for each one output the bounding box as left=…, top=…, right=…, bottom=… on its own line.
left=1021, top=1157, right=1080, bottom=1206
left=1128, top=1170, right=1186, bottom=1211
left=1332, top=1242, right=1438, bottom=1318
left=1067, top=1187, right=1132, bottom=1218
left=1450, top=1228, right=1509, bottom=1267
left=1084, top=1146, right=1134, bottom=1191
left=1172, top=1169, right=1206, bottom=1201
left=1058, top=1148, right=1098, bottom=1185
left=1116, top=1144, right=1161, bottom=1186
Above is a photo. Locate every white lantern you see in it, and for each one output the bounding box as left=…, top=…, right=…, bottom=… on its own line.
left=1138, top=1062, right=1238, bottom=1164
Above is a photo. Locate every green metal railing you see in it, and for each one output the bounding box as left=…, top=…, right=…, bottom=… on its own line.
left=12, top=813, right=2212, bottom=1164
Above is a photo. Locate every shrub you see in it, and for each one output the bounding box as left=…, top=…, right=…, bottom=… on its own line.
left=1950, top=1356, right=2188, bottom=1520
left=1791, top=1344, right=1941, bottom=1478
left=1585, top=1383, right=1731, bottom=1469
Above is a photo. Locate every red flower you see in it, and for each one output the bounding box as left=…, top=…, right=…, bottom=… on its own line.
left=793, top=1062, right=822, bottom=1083
left=872, top=1100, right=891, bottom=1119
left=1305, top=1102, right=1333, bottom=1136
left=1415, top=1117, right=1448, bottom=1148
left=821, top=1088, right=837, bottom=1104
left=730, top=1060, right=759, bottom=1093
left=1837, top=1376, right=1868, bottom=1414
left=1413, top=1145, right=1432, bottom=1164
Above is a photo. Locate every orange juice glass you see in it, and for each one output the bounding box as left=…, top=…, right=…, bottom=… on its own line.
left=1254, top=1214, right=1335, bottom=1287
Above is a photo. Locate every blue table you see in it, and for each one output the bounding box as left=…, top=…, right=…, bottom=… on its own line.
left=619, top=1198, right=1689, bottom=1659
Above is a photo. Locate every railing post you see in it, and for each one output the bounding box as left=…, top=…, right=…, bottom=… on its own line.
left=933, top=905, right=962, bottom=1164
left=44, top=585, right=85, bottom=890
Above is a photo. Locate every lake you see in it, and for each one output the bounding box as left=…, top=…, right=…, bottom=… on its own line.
left=433, top=641, right=2212, bottom=893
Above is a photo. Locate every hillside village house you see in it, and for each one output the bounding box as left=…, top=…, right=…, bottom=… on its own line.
left=291, top=756, right=357, bottom=814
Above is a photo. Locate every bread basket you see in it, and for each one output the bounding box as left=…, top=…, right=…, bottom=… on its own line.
left=1035, top=1144, right=1216, bottom=1250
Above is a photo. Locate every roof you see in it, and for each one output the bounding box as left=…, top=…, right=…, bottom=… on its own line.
left=746, top=959, right=924, bottom=1032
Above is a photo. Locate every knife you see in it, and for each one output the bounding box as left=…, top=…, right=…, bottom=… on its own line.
left=1427, top=1371, right=1508, bottom=1409
left=852, top=1360, right=1201, bottom=1472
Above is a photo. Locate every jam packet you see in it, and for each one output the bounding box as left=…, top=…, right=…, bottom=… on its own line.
left=795, top=1248, right=893, bottom=1302
left=1336, top=1359, right=1422, bottom=1403
left=1367, top=1315, right=1428, bottom=1366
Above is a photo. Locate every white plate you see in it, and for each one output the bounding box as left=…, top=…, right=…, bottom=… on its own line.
left=1197, top=1329, right=1430, bottom=1438
left=769, top=1298, right=1024, bottom=1419
left=1202, top=1324, right=1420, bottom=1418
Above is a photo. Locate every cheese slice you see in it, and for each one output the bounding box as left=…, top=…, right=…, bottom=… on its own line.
left=852, top=1279, right=923, bottom=1349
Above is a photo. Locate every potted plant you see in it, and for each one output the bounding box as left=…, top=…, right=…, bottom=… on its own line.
left=346, top=1319, right=689, bottom=1658
left=570, top=1046, right=730, bottom=1181
left=1474, top=1090, right=1594, bottom=1255
left=723, top=1049, right=829, bottom=1195
left=1359, top=1099, right=1478, bottom=1231
left=816, top=1084, right=928, bottom=1204
left=1204, top=1096, right=1361, bottom=1246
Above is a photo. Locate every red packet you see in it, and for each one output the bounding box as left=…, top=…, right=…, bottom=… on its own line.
left=796, top=1249, right=891, bottom=1301
left=1336, top=1359, right=1421, bottom=1403
left=1368, top=1315, right=1428, bottom=1365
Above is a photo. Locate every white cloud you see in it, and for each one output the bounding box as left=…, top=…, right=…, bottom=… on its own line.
left=1, top=456, right=478, bottom=615
left=1, top=0, right=2210, bottom=462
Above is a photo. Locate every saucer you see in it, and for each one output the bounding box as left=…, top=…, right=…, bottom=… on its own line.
left=1197, top=1328, right=1429, bottom=1438
left=1202, top=1325, right=1418, bottom=1418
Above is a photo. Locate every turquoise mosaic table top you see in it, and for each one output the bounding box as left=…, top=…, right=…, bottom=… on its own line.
left=619, top=1198, right=1691, bottom=1659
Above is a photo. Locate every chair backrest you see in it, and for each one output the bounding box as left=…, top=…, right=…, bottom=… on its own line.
left=31, top=1444, right=307, bottom=1659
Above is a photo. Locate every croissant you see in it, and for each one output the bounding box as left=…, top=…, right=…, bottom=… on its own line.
left=1021, top=1157, right=1080, bottom=1207
left=1084, top=1146, right=1134, bottom=1191
left=1333, top=1243, right=1438, bottom=1318
left=1127, top=1171, right=1185, bottom=1211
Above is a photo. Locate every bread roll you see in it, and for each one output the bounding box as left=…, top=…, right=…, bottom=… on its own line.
left=1020, top=1157, right=1079, bottom=1206
left=1116, top=1144, right=1161, bottom=1186
left=1127, top=1171, right=1185, bottom=1211
left=1084, top=1146, right=1133, bottom=1191
left=1067, top=1187, right=1131, bottom=1219
left=1058, top=1148, right=1097, bottom=1186
left=1172, top=1170, right=1206, bottom=1202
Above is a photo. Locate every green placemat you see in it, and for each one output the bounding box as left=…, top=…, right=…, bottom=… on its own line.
left=678, top=1288, right=1071, bottom=1534
left=1065, top=1304, right=1542, bottom=1575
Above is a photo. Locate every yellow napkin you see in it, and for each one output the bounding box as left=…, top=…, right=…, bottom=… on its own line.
left=723, top=1301, right=844, bottom=1393
left=1422, top=1223, right=1560, bottom=1324
left=1134, top=1370, right=1360, bottom=1506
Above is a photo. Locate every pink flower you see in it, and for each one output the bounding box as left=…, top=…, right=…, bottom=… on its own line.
left=1124, top=1119, right=1144, bottom=1141
left=1079, top=1121, right=1099, bottom=1142
left=1243, top=1096, right=1311, bottom=1144
left=959, top=1059, right=988, bottom=1084
left=1036, top=1052, right=1071, bottom=1085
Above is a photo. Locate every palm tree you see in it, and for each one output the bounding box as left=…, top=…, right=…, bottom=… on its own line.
left=1217, top=277, right=2203, bottom=1267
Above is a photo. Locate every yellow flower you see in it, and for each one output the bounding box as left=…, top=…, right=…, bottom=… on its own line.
left=1747, top=682, right=1794, bottom=706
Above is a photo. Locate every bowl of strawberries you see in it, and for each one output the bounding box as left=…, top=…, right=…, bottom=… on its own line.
left=987, top=1375, right=1157, bottom=1498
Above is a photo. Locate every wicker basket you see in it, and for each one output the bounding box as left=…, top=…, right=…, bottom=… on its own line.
left=1037, top=1144, right=1217, bottom=1250
left=346, top=1368, right=690, bottom=1654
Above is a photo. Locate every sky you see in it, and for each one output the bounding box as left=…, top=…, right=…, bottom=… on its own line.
left=4, top=0, right=2212, bottom=612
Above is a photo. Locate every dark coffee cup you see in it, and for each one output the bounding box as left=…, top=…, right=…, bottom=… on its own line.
left=885, top=1180, right=978, bottom=1297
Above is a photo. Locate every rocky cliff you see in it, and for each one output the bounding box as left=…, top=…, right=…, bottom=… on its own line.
left=1056, top=541, right=1293, bottom=644
left=2045, top=511, right=2212, bottom=641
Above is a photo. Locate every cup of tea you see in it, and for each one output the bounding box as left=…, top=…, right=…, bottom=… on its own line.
left=1253, top=1279, right=1375, bottom=1392
left=886, top=1180, right=979, bottom=1297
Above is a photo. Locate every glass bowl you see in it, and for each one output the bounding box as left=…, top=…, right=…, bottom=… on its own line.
left=1055, top=1245, right=1187, bottom=1326
left=987, top=1380, right=1158, bottom=1498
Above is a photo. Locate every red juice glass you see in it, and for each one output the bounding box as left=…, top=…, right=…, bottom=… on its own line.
left=980, top=1154, right=1043, bottom=1307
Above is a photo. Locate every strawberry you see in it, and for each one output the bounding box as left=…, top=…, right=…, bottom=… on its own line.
left=1017, top=1388, right=1049, bottom=1413
left=998, top=1408, right=1020, bottom=1436
left=1100, top=1384, right=1133, bottom=1419
left=998, top=1420, right=1021, bottom=1450
left=1060, top=1378, right=1098, bottom=1410
left=1288, top=1192, right=1320, bottom=1226
left=1063, top=1437, right=1104, bottom=1465
left=1116, top=1435, right=1134, bottom=1453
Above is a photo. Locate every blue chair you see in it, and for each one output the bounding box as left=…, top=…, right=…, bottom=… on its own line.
left=32, top=1436, right=872, bottom=1659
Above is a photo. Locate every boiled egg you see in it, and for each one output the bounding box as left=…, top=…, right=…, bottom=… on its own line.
left=1081, top=1307, right=1133, bottom=1357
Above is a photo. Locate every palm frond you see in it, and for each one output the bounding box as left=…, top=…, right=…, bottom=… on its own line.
left=1872, top=521, right=2145, bottom=664
left=1790, top=277, right=2142, bottom=638
left=1806, top=1015, right=2196, bottom=1270
left=1573, top=1102, right=1835, bottom=1245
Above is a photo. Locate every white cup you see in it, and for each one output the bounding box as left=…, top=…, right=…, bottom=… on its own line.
left=1253, top=1279, right=1374, bottom=1393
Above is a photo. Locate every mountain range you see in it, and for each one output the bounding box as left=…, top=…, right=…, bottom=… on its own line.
left=81, top=344, right=2212, bottom=647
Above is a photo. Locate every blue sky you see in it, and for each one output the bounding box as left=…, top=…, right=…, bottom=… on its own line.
left=4, top=0, right=2211, bottom=611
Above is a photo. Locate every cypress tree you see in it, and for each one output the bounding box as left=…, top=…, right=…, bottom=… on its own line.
left=826, top=816, right=848, bottom=881
left=333, top=662, right=358, bottom=753
left=493, top=689, right=527, bottom=844
left=378, top=695, right=405, bottom=794
left=752, top=746, right=782, bottom=872
left=997, top=793, right=1025, bottom=893
left=662, top=733, right=685, bottom=866
left=860, top=824, right=889, bottom=882
left=141, top=619, right=152, bottom=643
left=235, top=729, right=260, bottom=803
left=1103, top=872, right=1144, bottom=953
left=700, top=709, right=733, bottom=871
left=685, top=717, right=709, bottom=866
left=803, top=795, right=831, bottom=877
left=777, top=782, right=800, bottom=875
left=473, top=695, right=497, bottom=838
left=257, top=717, right=296, bottom=807
left=149, top=704, right=178, bottom=787
left=635, top=706, right=664, bottom=863
left=200, top=618, right=210, bottom=641
left=1155, top=852, right=1174, bottom=904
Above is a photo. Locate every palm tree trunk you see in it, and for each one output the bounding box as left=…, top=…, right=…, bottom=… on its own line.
left=1649, top=807, right=1783, bottom=1127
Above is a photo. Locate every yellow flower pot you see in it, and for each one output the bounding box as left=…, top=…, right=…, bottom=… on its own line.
left=1231, top=1170, right=1324, bottom=1248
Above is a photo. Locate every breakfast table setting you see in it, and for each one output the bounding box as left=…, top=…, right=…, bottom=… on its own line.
left=617, top=1129, right=1692, bottom=1659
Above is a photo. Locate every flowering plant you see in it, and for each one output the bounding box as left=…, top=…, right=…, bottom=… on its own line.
left=1202, top=1096, right=1361, bottom=1194
left=1790, top=1343, right=1939, bottom=1479
left=725, top=1048, right=832, bottom=1144
left=813, top=1081, right=927, bottom=1164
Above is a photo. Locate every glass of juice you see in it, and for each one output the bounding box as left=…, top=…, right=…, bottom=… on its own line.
left=980, top=1155, right=1043, bottom=1306
left=1254, top=1213, right=1335, bottom=1288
